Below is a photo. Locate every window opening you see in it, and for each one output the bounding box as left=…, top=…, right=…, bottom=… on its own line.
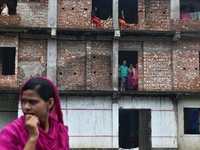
left=119, top=109, right=151, bottom=149
left=92, top=0, right=112, bottom=20
left=184, top=108, right=200, bottom=134
left=180, top=1, right=200, bottom=20
left=118, top=51, right=138, bottom=91
left=0, top=47, right=16, bottom=75
left=119, top=0, right=138, bottom=24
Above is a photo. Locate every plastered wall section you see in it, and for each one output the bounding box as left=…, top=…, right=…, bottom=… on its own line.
left=172, top=39, right=200, bottom=91
left=18, top=39, right=47, bottom=86
left=0, top=35, right=18, bottom=88
left=57, top=40, right=112, bottom=90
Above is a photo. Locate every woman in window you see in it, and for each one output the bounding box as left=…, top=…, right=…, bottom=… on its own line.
left=119, top=9, right=126, bottom=29
left=91, top=6, right=101, bottom=29
left=0, top=76, right=69, bottom=150
left=133, top=63, right=138, bottom=91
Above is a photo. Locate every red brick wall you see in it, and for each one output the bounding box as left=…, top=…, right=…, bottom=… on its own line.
left=91, top=41, right=112, bottom=90
left=57, top=40, right=112, bottom=90
left=143, top=42, right=172, bottom=91
left=57, top=41, right=86, bottom=90
left=130, top=0, right=170, bottom=30
left=172, top=39, right=200, bottom=91
left=0, top=35, right=18, bottom=88
left=18, top=39, right=47, bottom=86
left=172, top=20, right=200, bottom=31
left=17, top=3, right=47, bottom=27
left=58, top=0, right=92, bottom=29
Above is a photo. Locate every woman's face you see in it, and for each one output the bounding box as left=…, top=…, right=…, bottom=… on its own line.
left=21, top=89, right=51, bottom=121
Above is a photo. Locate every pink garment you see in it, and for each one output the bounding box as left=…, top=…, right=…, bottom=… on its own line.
left=0, top=76, right=69, bottom=150
left=181, top=13, right=190, bottom=20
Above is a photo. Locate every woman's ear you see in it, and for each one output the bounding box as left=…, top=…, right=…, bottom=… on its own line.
left=48, top=98, right=55, bottom=110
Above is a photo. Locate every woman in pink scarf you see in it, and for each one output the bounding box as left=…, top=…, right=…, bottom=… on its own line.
left=0, top=76, right=69, bottom=150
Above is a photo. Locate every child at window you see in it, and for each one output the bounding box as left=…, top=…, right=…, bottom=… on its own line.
left=1, top=4, right=9, bottom=16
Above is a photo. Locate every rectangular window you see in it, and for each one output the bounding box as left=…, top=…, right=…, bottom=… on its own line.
left=184, top=108, right=200, bottom=134
left=180, top=1, right=199, bottom=20
left=0, top=47, right=16, bottom=75
left=119, top=0, right=138, bottom=24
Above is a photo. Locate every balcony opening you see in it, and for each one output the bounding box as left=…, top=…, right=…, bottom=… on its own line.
left=119, top=0, right=138, bottom=24
left=119, top=109, right=151, bottom=149
left=0, top=47, right=16, bottom=75
left=118, top=51, right=138, bottom=91
left=180, top=1, right=200, bottom=20
left=184, top=108, right=200, bottom=134
left=0, top=0, right=17, bottom=15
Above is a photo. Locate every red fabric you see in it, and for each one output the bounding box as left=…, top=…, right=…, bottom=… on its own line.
left=92, top=17, right=101, bottom=29
left=0, top=76, right=69, bottom=150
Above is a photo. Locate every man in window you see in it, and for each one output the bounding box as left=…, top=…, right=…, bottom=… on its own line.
left=119, top=60, right=128, bottom=91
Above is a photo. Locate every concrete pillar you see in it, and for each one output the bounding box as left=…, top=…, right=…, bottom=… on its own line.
left=47, top=0, right=57, bottom=83
left=112, top=103, right=119, bottom=148
left=171, top=0, right=180, bottom=19
left=47, top=40, right=57, bottom=84
left=112, top=40, right=119, bottom=91
left=113, top=0, right=119, bottom=29
left=86, top=41, right=92, bottom=90
left=48, top=0, right=57, bottom=28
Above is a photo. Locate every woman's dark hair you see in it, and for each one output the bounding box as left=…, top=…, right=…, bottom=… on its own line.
left=22, top=78, right=55, bottom=102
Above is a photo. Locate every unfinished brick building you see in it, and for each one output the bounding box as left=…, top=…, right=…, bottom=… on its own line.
left=0, top=0, right=200, bottom=149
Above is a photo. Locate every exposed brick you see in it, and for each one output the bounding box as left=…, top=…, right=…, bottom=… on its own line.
left=172, top=39, right=200, bottom=91
left=18, top=39, right=47, bottom=86
left=143, top=42, right=172, bottom=91
left=57, top=41, right=86, bottom=90
left=17, top=3, right=48, bottom=27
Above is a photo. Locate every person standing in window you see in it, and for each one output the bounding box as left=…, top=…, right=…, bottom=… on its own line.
left=127, top=64, right=134, bottom=90
left=119, top=9, right=126, bottom=29
left=91, top=6, right=101, bottom=29
left=0, top=76, right=69, bottom=150
left=119, top=60, right=128, bottom=91
left=133, top=63, right=138, bottom=91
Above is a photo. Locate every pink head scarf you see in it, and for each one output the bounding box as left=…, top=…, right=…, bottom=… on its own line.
left=20, top=76, right=63, bottom=124
left=0, top=76, right=69, bottom=150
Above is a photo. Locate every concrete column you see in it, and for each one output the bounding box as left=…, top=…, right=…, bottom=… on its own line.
left=112, top=103, right=119, bottom=148
left=48, top=0, right=57, bottom=28
left=171, top=0, right=180, bottom=19
left=113, top=0, right=119, bottom=29
left=86, top=41, right=92, bottom=90
left=112, top=40, right=119, bottom=91
left=47, top=40, right=57, bottom=84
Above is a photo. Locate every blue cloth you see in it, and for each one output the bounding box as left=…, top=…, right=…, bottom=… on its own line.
left=119, top=65, right=128, bottom=78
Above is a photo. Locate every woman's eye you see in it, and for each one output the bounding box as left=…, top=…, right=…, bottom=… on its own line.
left=29, top=100, right=37, bottom=104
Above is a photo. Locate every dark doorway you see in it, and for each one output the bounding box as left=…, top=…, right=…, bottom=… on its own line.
left=119, top=0, right=138, bottom=24
left=119, top=51, right=138, bottom=68
left=119, top=109, right=151, bottom=149
left=92, top=0, right=112, bottom=20
left=119, top=109, right=139, bottom=149
left=0, top=47, right=16, bottom=75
